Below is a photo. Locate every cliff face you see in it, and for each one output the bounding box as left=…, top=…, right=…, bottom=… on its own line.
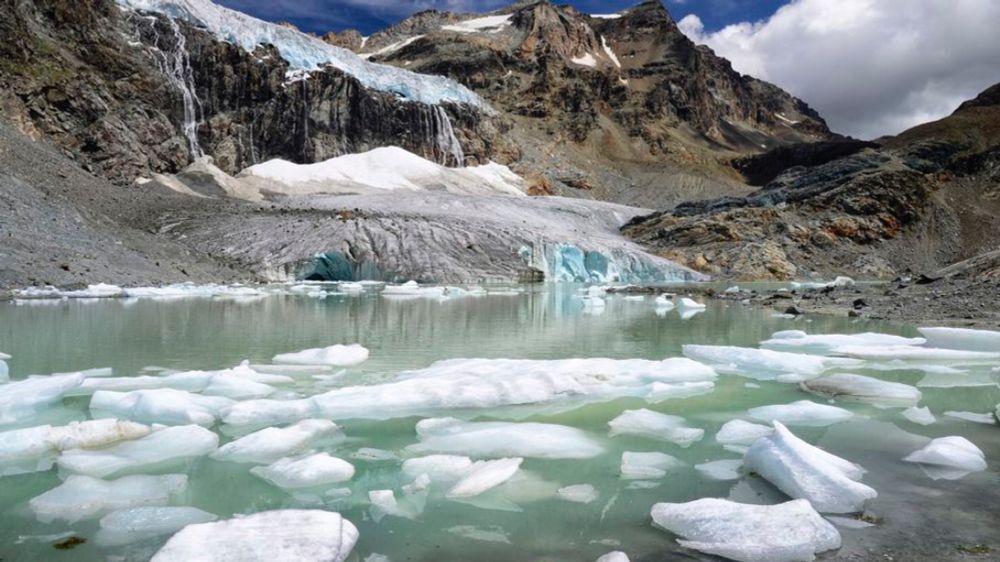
left=623, top=83, right=1000, bottom=280
left=0, top=0, right=513, bottom=185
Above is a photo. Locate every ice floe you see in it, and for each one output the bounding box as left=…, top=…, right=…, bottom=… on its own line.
left=97, top=506, right=218, bottom=547
left=646, top=381, right=716, bottom=402
left=650, top=498, right=841, bottom=562
left=30, top=474, right=187, bottom=523
left=682, top=345, right=860, bottom=380
left=831, top=345, right=1000, bottom=361
left=761, top=331, right=925, bottom=354
left=695, top=459, right=743, bottom=481
left=250, top=453, right=355, bottom=489
left=0, top=373, right=85, bottom=424
left=402, top=454, right=473, bottom=482
left=748, top=400, right=853, bottom=427
left=211, top=419, right=341, bottom=464
left=369, top=489, right=420, bottom=521
left=407, top=418, right=603, bottom=459
left=801, top=373, right=921, bottom=407
left=596, top=552, right=629, bottom=562
left=620, top=451, right=683, bottom=479
left=446, top=458, right=523, bottom=498
left=918, top=327, right=1000, bottom=352
left=149, top=509, right=358, bottom=562
left=57, top=425, right=218, bottom=478
left=901, top=406, right=936, bottom=426
left=557, top=484, right=598, bottom=504
left=0, top=419, right=152, bottom=476
left=91, top=388, right=234, bottom=426
left=272, top=344, right=370, bottom=367
left=943, top=411, right=996, bottom=425
left=223, top=357, right=716, bottom=425
left=715, top=420, right=773, bottom=447
left=608, top=409, right=704, bottom=447
left=902, top=436, right=987, bottom=479
left=72, top=362, right=286, bottom=399
left=744, top=422, right=876, bottom=513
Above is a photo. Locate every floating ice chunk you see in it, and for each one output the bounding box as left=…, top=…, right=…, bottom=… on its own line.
left=608, top=409, right=704, bottom=447
left=715, top=420, right=773, bottom=446
left=645, top=381, right=715, bottom=402
left=224, top=357, right=715, bottom=425
left=381, top=280, right=446, bottom=299
left=557, top=484, right=598, bottom=504
left=150, top=509, right=358, bottom=562
left=654, top=295, right=675, bottom=310
left=678, top=298, right=706, bottom=310
left=338, top=282, right=365, bottom=293
left=943, top=411, right=996, bottom=425
left=761, top=332, right=925, bottom=354
left=695, top=459, right=743, bottom=481
left=58, top=425, right=218, bottom=478
left=29, top=474, right=187, bottom=523
left=918, top=327, right=1000, bottom=352
left=0, top=373, right=85, bottom=424
left=832, top=345, right=1000, bottom=361
left=620, top=451, right=683, bottom=479
left=212, top=419, right=341, bottom=464
left=790, top=277, right=854, bottom=290
left=801, top=374, right=921, bottom=407
left=402, top=455, right=473, bottom=482
left=582, top=296, right=606, bottom=315
left=350, top=447, right=398, bottom=462
left=0, top=419, right=152, bottom=476
left=408, top=418, right=603, bottom=459
left=748, top=400, right=853, bottom=427
left=71, top=362, right=287, bottom=398
left=596, top=552, right=629, bottom=562
left=91, top=388, right=234, bottom=426
left=651, top=498, right=841, bottom=562
left=446, top=524, right=511, bottom=543
left=97, top=506, right=218, bottom=547
left=446, top=458, right=523, bottom=498
left=901, top=406, right=936, bottom=426
left=745, top=422, right=875, bottom=513
left=251, top=453, right=355, bottom=489
left=683, top=345, right=861, bottom=380
left=369, top=490, right=419, bottom=521
left=902, top=436, right=987, bottom=478
left=273, top=344, right=369, bottom=367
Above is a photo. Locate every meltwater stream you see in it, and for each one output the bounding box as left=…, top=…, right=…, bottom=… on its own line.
left=0, top=284, right=998, bottom=561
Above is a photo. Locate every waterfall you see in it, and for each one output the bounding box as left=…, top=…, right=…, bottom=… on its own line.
left=432, top=106, right=465, bottom=167
left=135, top=15, right=204, bottom=161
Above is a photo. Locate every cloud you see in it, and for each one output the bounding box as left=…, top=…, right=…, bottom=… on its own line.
left=678, top=0, right=1000, bottom=139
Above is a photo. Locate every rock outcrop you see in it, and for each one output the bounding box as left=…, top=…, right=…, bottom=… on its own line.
left=624, top=82, right=1000, bottom=280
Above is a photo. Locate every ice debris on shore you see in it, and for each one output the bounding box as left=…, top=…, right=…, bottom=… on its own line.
left=273, top=344, right=370, bottom=367
left=651, top=498, right=841, bottom=562
left=744, top=422, right=876, bottom=513
left=608, top=409, right=704, bottom=447
left=149, top=509, right=358, bottom=562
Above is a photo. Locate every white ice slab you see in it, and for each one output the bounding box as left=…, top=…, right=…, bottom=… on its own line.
left=212, top=419, right=341, bottom=464
left=943, top=411, right=996, bottom=425
left=97, top=506, right=218, bottom=547
left=557, top=484, right=599, bottom=504
left=0, top=373, right=85, bottom=424
left=29, top=474, right=187, bottom=523
left=748, top=400, right=853, bottom=427
left=402, top=455, right=474, bottom=482
left=0, top=419, right=152, bottom=476
left=91, top=388, right=234, bottom=426
left=223, top=357, right=716, bottom=425
left=150, top=509, right=358, bottom=562
left=801, top=373, right=921, bottom=407
left=651, top=498, right=841, bottom=562
left=407, top=418, right=603, bottom=459
left=678, top=298, right=706, bottom=310
left=446, top=458, right=523, bottom=498
left=251, top=453, right=355, bottom=489
left=744, top=422, right=876, bottom=513
left=608, top=409, right=704, bottom=447
left=918, top=327, right=1000, bottom=352
left=57, top=425, right=218, bottom=478
left=832, top=345, right=1000, bottom=361
left=273, top=344, right=370, bottom=367
left=695, top=459, right=743, bottom=481
left=596, top=552, right=629, bottom=562
left=903, top=436, right=987, bottom=479
left=645, top=381, right=715, bottom=402
left=901, top=406, right=936, bottom=426
left=715, top=420, right=774, bottom=446
left=682, top=345, right=860, bottom=380
left=620, top=451, right=683, bottom=480
left=761, top=331, right=925, bottom=354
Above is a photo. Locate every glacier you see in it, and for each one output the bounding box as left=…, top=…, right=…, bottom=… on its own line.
left=117, top=0, right=488, bottom=109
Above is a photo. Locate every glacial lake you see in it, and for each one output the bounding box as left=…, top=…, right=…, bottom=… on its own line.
left=0, top=283, right=998, bottom=561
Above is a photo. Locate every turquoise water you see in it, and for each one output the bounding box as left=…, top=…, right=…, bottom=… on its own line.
left=0, top=285, right=997, bottom=561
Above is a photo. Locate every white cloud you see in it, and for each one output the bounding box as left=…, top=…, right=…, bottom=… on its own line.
left=678, top=0, right=1000, bottom=139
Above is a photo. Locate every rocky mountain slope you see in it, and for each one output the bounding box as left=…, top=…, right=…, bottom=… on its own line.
left=624, top=82, right=1000, bottom=280
left=342, top=0, right=834, bottom=205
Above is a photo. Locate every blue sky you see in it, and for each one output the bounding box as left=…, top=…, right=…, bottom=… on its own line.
left=216, top=0, right=789, bottom=36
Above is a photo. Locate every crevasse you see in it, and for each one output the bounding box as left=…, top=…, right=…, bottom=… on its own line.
left=116, top=0, right=489, bottom=110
